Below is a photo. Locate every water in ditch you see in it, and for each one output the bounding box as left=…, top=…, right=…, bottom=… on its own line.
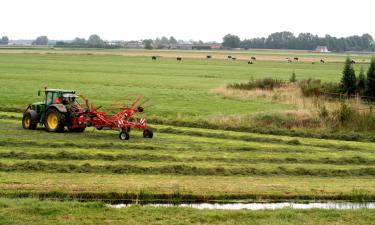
left=110, top=202, right=375, bottom=210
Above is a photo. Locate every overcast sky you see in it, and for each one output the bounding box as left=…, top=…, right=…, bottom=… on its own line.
left=1, top=0, right=374, bottom=41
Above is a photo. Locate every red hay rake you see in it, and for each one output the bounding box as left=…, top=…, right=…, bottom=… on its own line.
left=80, top=94, right=153, bottom=141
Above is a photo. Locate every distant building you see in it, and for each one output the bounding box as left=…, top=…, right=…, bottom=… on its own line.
left=176, top=43, right=193, bottom=50
left=210, top=43, right=223, bottom=49
left=126, top=41, right=144, bottom=49
left=315, top=46, right=329, bottom=53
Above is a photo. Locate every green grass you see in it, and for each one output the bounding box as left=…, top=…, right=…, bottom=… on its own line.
left=1, top=198, right=375, bottom=225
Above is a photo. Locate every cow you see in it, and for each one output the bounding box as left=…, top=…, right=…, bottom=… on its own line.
left=206, top=55, right=212, bottom=59
left=228, top=56, right=232, bottom=59
left=251, top=56, right=256, bottom=60
left=288, top=59, right=293, bottom=63
left=247, top=60, right=253, bottom=64
left=294, top=57, right=299, bottom=61
left=320, top=59, right=325, bottom=63
left=350, top=60, right=356, bottom=64
left=232, top=57, right=237, bottom=60
left=312, top=62, right=315, bottom=65
left=177, top=57, right=182, bottom=61
left=151, top=56, right=157, bottom=60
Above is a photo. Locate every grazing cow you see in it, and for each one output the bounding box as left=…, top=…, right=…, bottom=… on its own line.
left=320, top=59, right=325, bottom=63
left=206, top=55, right=212, bottom=59
left=177, top=57, right=182, bottom=61
left=294, top=57, right=299, bottom=61
left=247, top=60, right=253, bottom=64
left=151, top=56, right=157, bottom=60
left=350, top=60, right=356, bottom=64
left=228, top=56, right=232, bottom=59
left=232, top=57, right=237, bottom=60
left=251, top=56, right=256, bottom=60
left=288, top=59, right=293, bottom=62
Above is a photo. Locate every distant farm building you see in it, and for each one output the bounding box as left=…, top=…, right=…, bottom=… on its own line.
left=315, top=46, right=329, bottom=53
left=126, top=41, right=144, bottom=49
left=210, top=43, right=223, bottom=49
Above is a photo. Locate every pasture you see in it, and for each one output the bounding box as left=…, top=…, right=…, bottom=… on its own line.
left=0, top=48, right=375, bottom=224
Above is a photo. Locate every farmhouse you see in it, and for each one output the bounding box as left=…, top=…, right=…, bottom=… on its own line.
left=126, top=41, right=144, bottom=49
left=210, top=43, right=223, bottom=49
left=315, top=46, right=329, bottom=53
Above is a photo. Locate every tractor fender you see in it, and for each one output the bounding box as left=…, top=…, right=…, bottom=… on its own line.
left=48, top=104, right=68, bottom=113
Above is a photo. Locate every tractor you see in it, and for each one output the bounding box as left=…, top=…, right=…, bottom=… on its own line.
left=22, top=88, right=153, bottom=140
left=22, top=88, right=86, bottom=132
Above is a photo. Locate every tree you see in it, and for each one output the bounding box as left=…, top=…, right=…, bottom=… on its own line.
left=340, top=58, right=357, bottom=95
left=357, top=66, right=366, bottom=95
left=160, top=36, right=169, bottom=45
left=222, top=34, right=240, bottom=48
left=169, top=36, right=177, bottom=44
left=87, top=34, right=105, bottom=47
left=32, top=36, right=48, bottom=45
left=72, top=37, right=86, bottom=45
left=0, top=36, right=9, bottom=45
left=366, top=57, right=375, bottom=97
left=142, top=39, right=153, bottom=50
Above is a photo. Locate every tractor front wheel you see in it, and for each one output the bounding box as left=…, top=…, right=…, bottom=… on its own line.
left=119, top=131, right=130, bottom=141
left=22, top=110, right=38, bottom=130
left=45, top=108, right=66, bottom=132
left=143, top=128, right=153, bottom=138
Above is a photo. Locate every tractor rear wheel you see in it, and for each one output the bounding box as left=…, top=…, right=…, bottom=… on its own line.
left=143, top=128, right=153, bottom=138
left=119, top=131, right=130, bottom=141
left=45, top=108, right=66, bottom=132
left=22, top=110, right=38, bottom=130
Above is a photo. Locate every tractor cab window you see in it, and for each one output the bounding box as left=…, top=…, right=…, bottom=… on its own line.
left=46, top=92, right=53, bottom=105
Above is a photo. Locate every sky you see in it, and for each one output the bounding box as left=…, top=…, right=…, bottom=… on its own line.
left=1, top=0, right=374, bottom=42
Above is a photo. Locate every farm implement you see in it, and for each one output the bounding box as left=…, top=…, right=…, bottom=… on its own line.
left=22, top=88, right=153, bottom=141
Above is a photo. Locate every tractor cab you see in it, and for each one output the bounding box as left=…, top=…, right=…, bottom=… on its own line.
left=23, top=88, right=86, bottom=132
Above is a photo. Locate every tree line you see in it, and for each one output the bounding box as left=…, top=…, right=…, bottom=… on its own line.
left=223, top=32, right=375, bottom=52
left=55, top=35, right=108, bottom=48
left=0, top=36, right=9, bottom=45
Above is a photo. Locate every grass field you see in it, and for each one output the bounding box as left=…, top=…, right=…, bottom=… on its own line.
left=1, top=48, right=375, bottom=224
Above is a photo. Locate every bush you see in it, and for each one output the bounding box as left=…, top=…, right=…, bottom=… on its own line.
left=299, top=79, right=322, bottom=97
left=299, top=79, right=340, bottom=97
left=339, top=102, right=354, bottom=123
left=228, top=78, right=284, bottom=90
left=290, top=72, right=296, bottom=83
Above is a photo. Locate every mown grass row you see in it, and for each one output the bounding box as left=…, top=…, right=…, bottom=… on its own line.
left=1, top=151, right=375, bottom=165
left=150, top=117, right=375, bottom=142
left=1, top=188, right=374, bottom=203
left=157, top=126, right=375, bottom=151
left=2, top=161, right=375, bottom=176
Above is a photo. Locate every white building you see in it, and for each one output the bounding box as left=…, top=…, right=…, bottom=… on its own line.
left=315, top=46, right=329, bottom=53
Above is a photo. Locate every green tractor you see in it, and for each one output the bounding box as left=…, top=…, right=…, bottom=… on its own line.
left=22, top=88, right=86, bottom=132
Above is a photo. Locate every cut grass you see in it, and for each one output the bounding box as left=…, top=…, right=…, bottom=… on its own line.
left=1, top=198, right=375, bottom=225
